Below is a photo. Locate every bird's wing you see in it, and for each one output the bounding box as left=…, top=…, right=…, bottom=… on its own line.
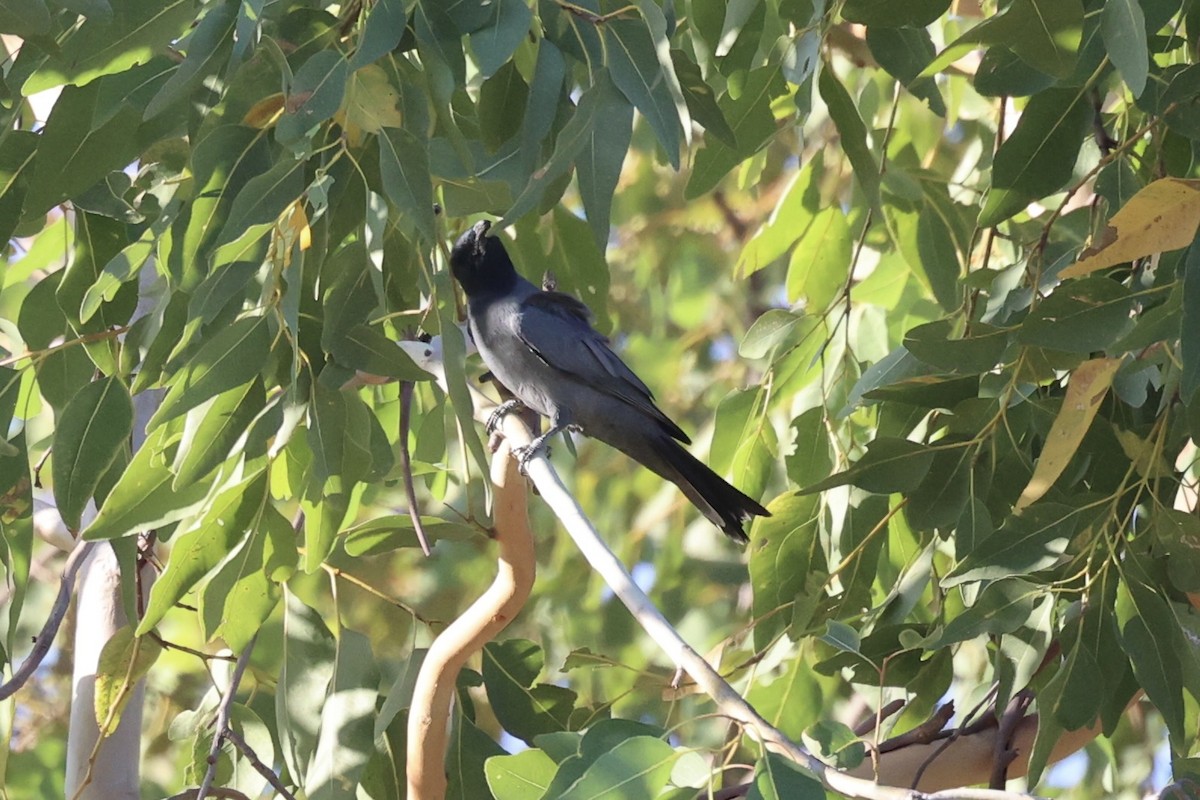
left=515, top=291, right=690, bottom=443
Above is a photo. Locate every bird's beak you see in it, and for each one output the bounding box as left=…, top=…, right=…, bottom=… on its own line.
left=474, top=219, right=492, bottom=238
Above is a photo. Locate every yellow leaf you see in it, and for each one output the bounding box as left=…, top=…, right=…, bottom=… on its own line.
left=1061, top=178, right=1200, bottom=278
left=1115, top=429, right=1173, bottom=479
left=243, top=93, right=286, bottom=128
left=1015, top=357, right=1121, bottom=512
left=342, top=64, right=404, bottom=137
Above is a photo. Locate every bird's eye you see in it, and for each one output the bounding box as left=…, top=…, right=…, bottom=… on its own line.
left=424, top=349, right=432, bottom=357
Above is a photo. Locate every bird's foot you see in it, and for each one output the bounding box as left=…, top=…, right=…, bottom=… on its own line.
left=512, top=433, right=553, bottom=475
left=486, top=399, right=525, bottom=434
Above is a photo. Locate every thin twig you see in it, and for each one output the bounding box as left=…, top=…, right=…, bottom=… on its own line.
left=196, top=635, right=258, bottom=800
left=225, top=727, right=296, bottom=800
left=147, top=632, right=238, bottom=663
left=0, top=541, right=96, bottom=701
left=855, top=698, right=907, bottom=737
left=878, top=702, right=956, bottom=754
left=989, top=691, right=1033, bottom=789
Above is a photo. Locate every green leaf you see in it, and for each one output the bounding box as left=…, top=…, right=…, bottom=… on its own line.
left=23, top=80, right=143, bottom=221
left=0, top=130, right=36, bottom=244
left=137, top=475, right=265, bottom=633
left=343, top=515, right=479, bottom=556
left=278, top=592, right=337, bottom=784
left=200, top=503, right=291, bottom=650
left=745, top=650, right=822, bottom=741
left=841, top=0, right=949, bottom=27
left=749, top=493, right=826, bottom=651
left=1101, top=0, right=1148, bottom=98
left=1050, top=617, right=1104, bottom=731
left=0, top=0, right=51, bottom=36
left=303, top=628, right=380, bottom=800
left=741, top=309, right=805, bottom=360
left=784, top=408, right=833, bottom=490
left=687, top=66, right=785, bottom=199
left=1018, top=276, right=1136, bottom=353
left=979, top=87, right=1091, bottom=227
left=1117, top=575, right=1186, bottom=745
left=150, top=315, right=271, bottom=429
left=747, top=752, right=824, bottom=800
left=329, top=324, right=433, bottom=381
left=93, top=626, right=163, bottom=735
left=215, top=155, right=307, bottom=246
left=922, top=0, right=1083, bottom=80
left=277, top=50, right=350, bottom=146
left=478, top=61, right=529, bottom=150
left=482, top=639, right=578, bottom=743
left=82, top=441, right=216, bottom=540
left=786, top=206, right=850, bottom=310
left=176, top=125, right=271, bottom=273
left=378, top=127, right=437, bottom=243
left=52, top=376, right=133, bottom=531
left=576, top=71, right=633, bottom=249
left=556, top=737, right=677, bottom=800
left=486, top=749, right=559, bottom=800
left=906, top=444, right=973, bottom=530
left=605, top=17, right=685, bottom=170
left=308, top=381, right=372, bottom=493
left=929, top=579, right=1040, bottom=647
left=23, top=0, right=195, bottom=93
left=799, top=437, right=935, bottom=495
left=866, top=26, right=946, bottom=116
left=469, top=0, right=532, bottom=77
left=904, top=320, right=1008, bottom=373
left=350, top=0, right=406, bottom=68
left=448, top=710, right=507, bottom=800
left=144, top=0, right=236, bottom=120
left=497, top=77, right=611, bottom=228
left=1183, top=241, right=1200, bottom=402
left=818, top=65, right=880, bottom=209
left=974, top=46, right=1055, bottom=97
left=670, top=48, right=736, bottom=147
left=944, top=503, right=1079, bottom=586
left=172, top=378, right=266, bottom=487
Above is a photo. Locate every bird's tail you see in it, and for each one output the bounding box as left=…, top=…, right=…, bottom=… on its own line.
left=655, top=436, right=770, bottom=543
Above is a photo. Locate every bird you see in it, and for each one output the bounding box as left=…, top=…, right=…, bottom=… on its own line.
left=448, top=219, right=770, bottom=543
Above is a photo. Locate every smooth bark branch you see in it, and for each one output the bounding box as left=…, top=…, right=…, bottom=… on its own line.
left=405, top=427, right=536, bottom=800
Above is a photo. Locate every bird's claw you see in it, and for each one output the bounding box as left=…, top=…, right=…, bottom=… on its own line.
left=511, top=442, right=550, bottom=475
left=486, top=399, right=524, bottom=434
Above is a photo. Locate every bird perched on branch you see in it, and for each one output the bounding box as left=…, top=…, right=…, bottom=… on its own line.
left=449, top=220, right=769, bottom=543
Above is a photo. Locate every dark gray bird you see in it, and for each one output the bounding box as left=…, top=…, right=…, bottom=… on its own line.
left=449, top=220, right=769, bottom=543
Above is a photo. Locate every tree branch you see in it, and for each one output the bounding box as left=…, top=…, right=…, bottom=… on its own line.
left=196, top=636, right=257, bottom=800
left=405, top=423, right=536, bottom=799
left=0, top=540, right=95, bottom=701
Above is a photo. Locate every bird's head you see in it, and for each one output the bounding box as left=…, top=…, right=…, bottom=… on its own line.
left=449, top=220, right=518, bottom=297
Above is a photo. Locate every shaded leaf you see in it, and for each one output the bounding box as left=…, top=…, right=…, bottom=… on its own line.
left=944, top=503, right=1079, bottom=586
left=979, top=88, right=1091, bottom=226
left=52, top=376, right=133, bottom=531
left=150, top=315, right=271, bottom=428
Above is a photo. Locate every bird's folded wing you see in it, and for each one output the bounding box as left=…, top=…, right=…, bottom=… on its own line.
left=517, top=291, right=690, bottom=443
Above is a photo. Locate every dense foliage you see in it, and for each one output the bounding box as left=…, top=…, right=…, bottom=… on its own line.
left=1, top=0, right=1200, bottom=797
